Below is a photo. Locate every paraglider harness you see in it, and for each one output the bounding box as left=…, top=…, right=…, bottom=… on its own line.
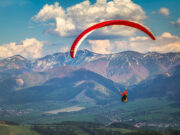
left=119, top=89, right=128, bottom=103
left=113, top=83, right=128, bottom=103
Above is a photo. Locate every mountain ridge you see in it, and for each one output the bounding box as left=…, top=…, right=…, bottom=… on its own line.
left=0, top=50, right=180, bottom=86
left=32, top=50, right=180, bottom=86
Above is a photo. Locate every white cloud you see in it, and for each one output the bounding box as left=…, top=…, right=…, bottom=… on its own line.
left=88, top=39, right=128, bottom=54
left=0, top=38, right=43, bottom=59
left=32, top=2, right=65, bottom=22
left=33, top=0, right=146, bottom=37
left=148, top=41, right=180, bottom=52
left=88, top=40, right=112, bottom=54
left=158, top=8, right=170, bottom=17
left=59, top=45, right=70, bottom=52
left=170, top=18, right=180, bottom=27
left=128, top=32, right=180, bottom=53
left=88, top=32, right=180, bottom=53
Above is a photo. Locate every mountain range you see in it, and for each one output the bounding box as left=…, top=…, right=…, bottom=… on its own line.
left=0, top=50, right=179, bottom=105
left=0, top=50, right=180, bottom=87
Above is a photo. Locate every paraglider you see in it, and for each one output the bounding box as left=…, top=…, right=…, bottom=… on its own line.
left=117, top=87, right=128, bottom=103
left=120, top=89, right=128, bottom=103
left=70, top=20, right=156, bottom=103
left=70, top=20, right=156, bottom=58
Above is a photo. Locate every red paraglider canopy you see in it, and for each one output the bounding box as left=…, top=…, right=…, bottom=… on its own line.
left=70, top=20, right=156, bottom=58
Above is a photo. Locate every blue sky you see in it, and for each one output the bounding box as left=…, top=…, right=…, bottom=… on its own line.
left=0, top=0, right=180, bottom=59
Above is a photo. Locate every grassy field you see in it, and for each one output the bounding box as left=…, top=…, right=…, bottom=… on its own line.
left=0, top=123, right=39, bottom=135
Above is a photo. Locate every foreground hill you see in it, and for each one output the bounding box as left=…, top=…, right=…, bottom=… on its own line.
left=0, top=121, right=39, bottom=135
left=6, top=69, right=123, bottom=105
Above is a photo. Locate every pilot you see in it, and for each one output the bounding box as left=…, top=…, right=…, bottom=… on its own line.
left=120, top=89, right=128, bottom=103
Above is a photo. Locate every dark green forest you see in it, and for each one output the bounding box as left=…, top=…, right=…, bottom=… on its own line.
left=31, top=121, right=180, bottom=135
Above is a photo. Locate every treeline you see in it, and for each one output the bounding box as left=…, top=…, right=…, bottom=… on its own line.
left=0, top=120, right=19, bottom=125
left=31, top=121, right=180, bottom=135
left=32, top=125, right=122, bottom=135
left=32, top=125, right=77, bottom=135
left=31, top=121, right=122, bottom=135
